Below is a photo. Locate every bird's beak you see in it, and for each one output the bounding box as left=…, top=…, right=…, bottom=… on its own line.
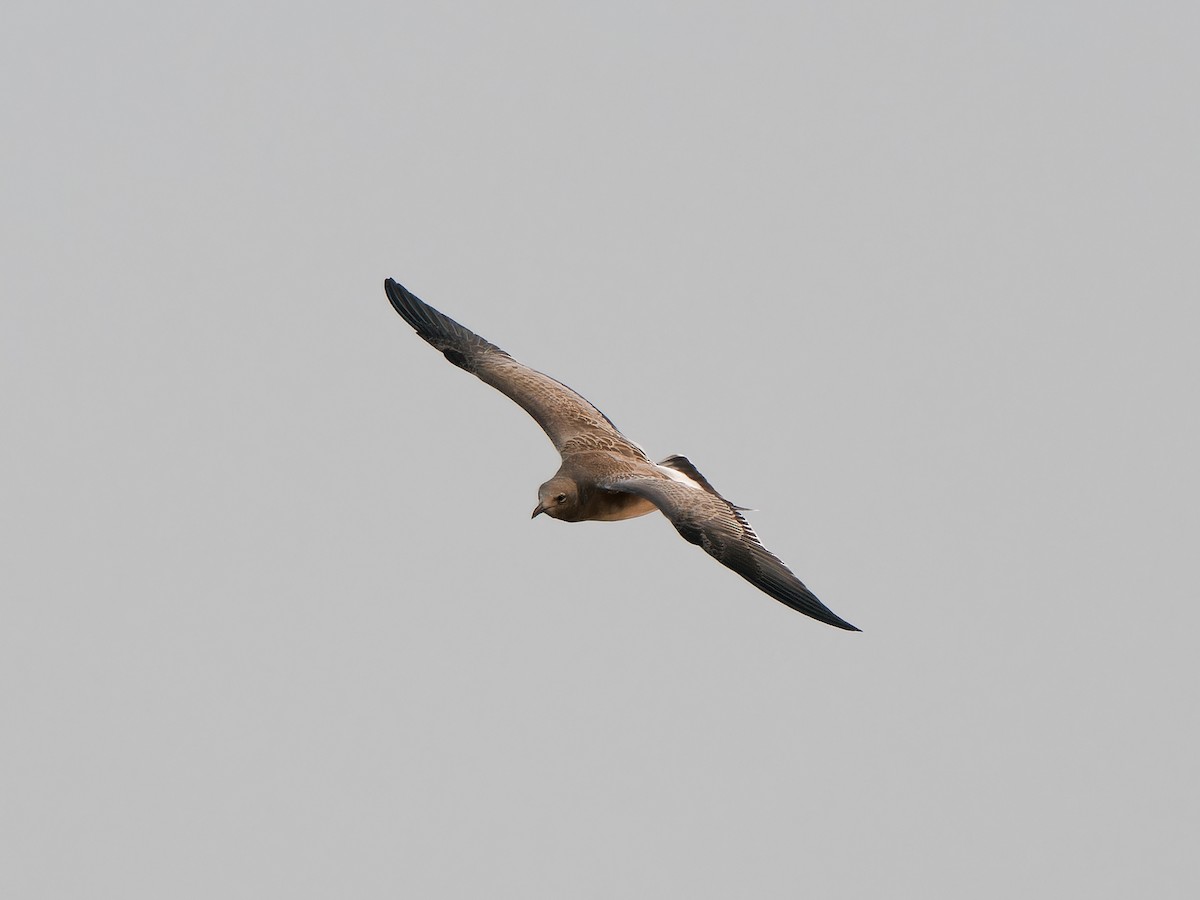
left=531, top=503, right=546, bottom=519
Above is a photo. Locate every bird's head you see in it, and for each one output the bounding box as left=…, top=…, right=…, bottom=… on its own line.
left=532, top=477, right=579, bottom=520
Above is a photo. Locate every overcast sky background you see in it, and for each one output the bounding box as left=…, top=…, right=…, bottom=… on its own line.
left=3, top=2, right=1197, bottom=897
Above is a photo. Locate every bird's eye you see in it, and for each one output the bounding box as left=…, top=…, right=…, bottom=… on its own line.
left=555, top=493, right=567, bottom=503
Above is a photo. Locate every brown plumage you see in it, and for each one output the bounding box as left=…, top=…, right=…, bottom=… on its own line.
left=385, top=278, right=860, bottom=631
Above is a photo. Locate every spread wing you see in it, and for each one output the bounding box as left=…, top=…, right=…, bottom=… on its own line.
left=385, top=279, right=645, bottom=459
left=601, top=472, right=860, bottom=631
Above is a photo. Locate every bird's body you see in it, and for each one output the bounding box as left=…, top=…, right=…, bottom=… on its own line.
left=385, top=278, right=860, bottom=631
left=546, top=455, right=659, bottom=522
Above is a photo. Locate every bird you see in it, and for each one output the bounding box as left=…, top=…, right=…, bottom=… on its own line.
left=384, top=278, right=860, bottom=631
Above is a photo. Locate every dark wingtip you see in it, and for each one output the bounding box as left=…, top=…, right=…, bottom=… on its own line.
left=383, top=278, right=500, bottom=367
left=817, top=603, right=861, bottom=632
left=785, top=584, right=862, bottom=632
left=384, top=277, right=401, bottom=312
left=384, top=277, right=440, bottom=334
left=813, top=609, right=861, bottom=632
left=383, top=277, right=413, bottom=317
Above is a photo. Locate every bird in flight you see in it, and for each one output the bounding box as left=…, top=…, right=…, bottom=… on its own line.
left=384, top=279, right=860, bottom=631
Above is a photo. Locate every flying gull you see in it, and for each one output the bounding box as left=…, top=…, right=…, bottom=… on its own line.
left=384, top=278, right=860, bottom=631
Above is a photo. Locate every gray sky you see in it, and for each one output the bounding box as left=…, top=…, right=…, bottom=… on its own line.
left=3, top=2, right=1197, bottom=897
